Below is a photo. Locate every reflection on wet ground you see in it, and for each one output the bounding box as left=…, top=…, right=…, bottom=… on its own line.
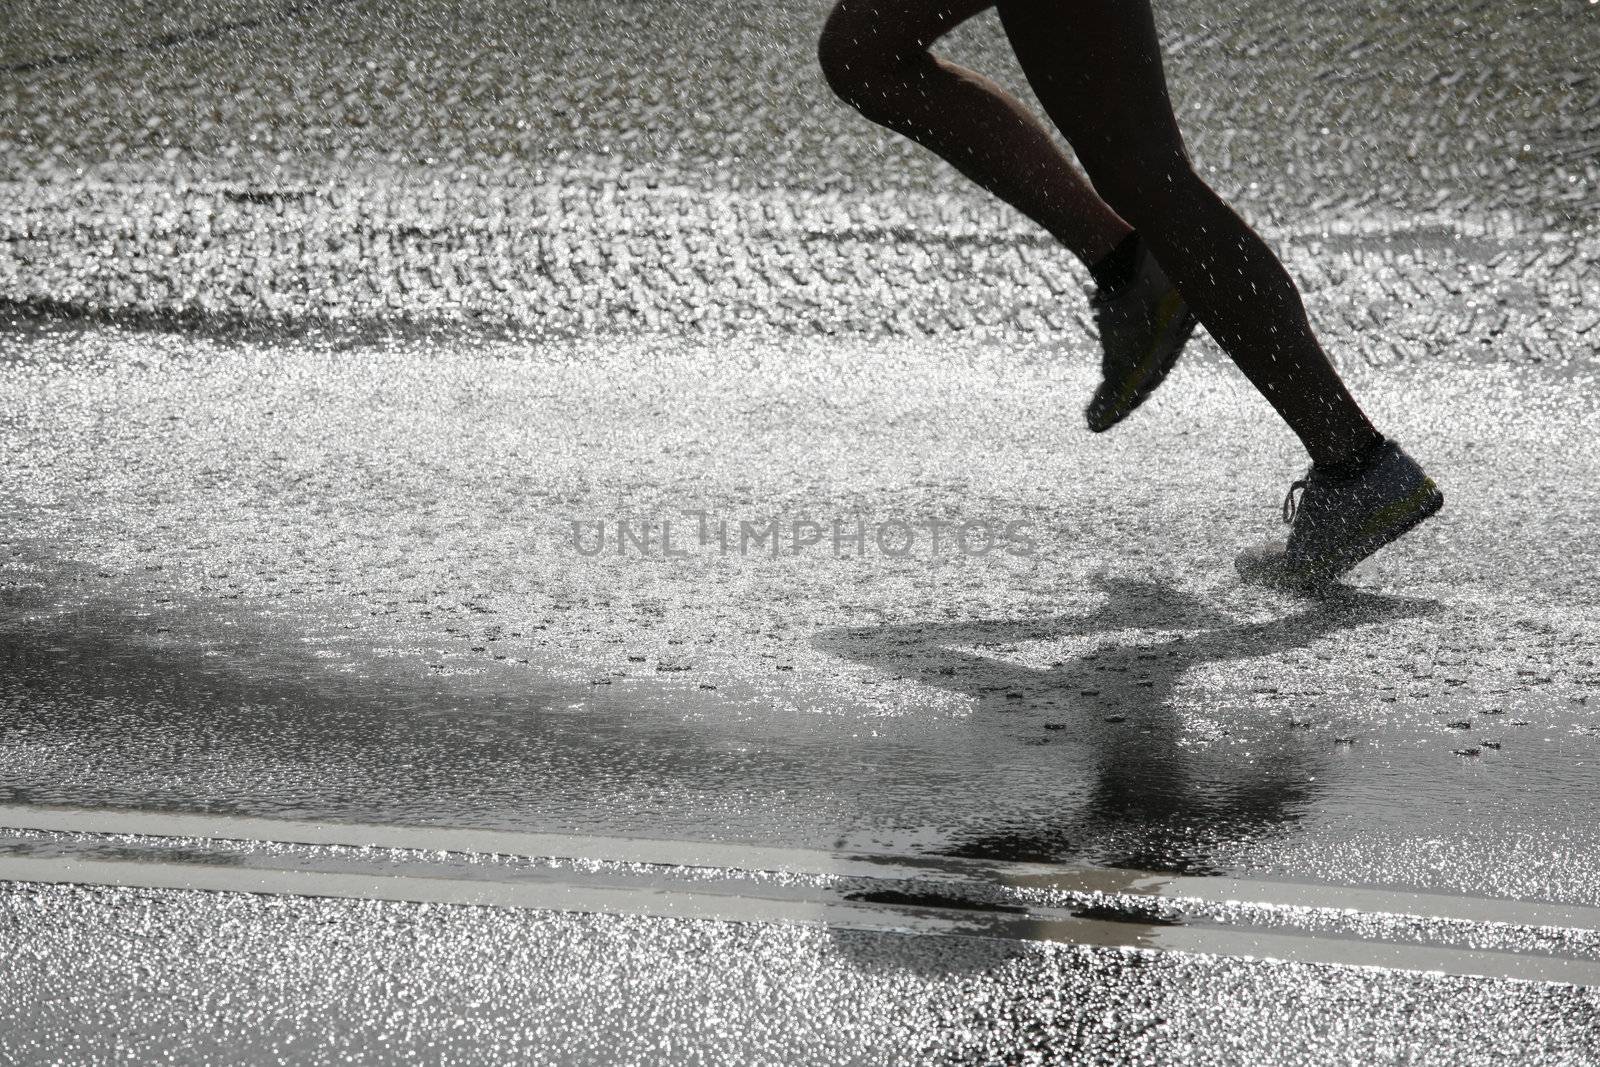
left=4, top=323, right=1600, bottom=908
left=10, top=797, right=1600, bottom=994
left=0, top=574, right=1490, bottom=894
left=816, top=576, right=1438, bottom=872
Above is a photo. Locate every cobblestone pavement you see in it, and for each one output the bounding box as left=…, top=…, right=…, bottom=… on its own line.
left=2, top=0, right=1598, bottom=343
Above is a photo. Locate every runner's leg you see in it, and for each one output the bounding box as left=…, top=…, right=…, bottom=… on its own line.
left=996, top=0, right=1382, bottom=468
left=818, top=0, right=1129, bottom=263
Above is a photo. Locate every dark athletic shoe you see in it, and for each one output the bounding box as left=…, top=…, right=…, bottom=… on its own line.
left=1084, top=246, right=1199, bottom=433
left=1235, top=440, right=1444, bottom=593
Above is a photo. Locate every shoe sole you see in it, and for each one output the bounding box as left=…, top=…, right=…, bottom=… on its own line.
left=1086, top=295, right=1198, bottom=434
left=1238, top=482, right=1445, bottom=594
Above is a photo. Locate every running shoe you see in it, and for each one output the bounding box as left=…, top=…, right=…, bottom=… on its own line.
left=1235, top=439, right=1444, bottom=592
left=1084, top=246, right=1199, bottom=433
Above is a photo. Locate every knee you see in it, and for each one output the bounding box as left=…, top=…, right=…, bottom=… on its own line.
left=816, top=12, right=874, bottom=106
left=817, top=6, right=918, bottom=111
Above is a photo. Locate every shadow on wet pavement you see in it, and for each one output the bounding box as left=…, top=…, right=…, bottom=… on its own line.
left=815, top=576, right=1439, bottom=873
left=0, top=575, right=1432, bottom=881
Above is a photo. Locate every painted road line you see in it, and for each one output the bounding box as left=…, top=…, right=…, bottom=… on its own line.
left=0, top=803, right=988, bottom=882
left=3, top=852, right=1600, bottom=989
left=2, top=804, right=1599, bottom=939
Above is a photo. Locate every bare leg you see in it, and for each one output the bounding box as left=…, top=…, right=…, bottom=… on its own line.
left=818, top=0, right=1127, bottom=263
left=996, top=0, right=1381, bottom=467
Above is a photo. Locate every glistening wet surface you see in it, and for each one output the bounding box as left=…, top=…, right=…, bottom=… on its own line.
left=4, top=0, right=1600, bottom=1059
left=4, top=323, right=1598, bottom=906
left=1, top=878, right=1595, bottom=1066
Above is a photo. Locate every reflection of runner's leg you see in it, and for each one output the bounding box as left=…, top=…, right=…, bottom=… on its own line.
left=817, top=0, right=1196, bottom=431
left=992, top=0, right=1441, bottom=584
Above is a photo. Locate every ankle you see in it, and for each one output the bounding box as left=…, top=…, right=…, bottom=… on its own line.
left=1087, top=231, right=1142, bottom=293
left=1315, top=431, right=1388, bottom=479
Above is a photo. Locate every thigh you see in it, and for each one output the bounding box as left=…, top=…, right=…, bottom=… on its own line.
left=994, top=0, right=1188, bottom=166
left=822, top=0, right=997, bottom=57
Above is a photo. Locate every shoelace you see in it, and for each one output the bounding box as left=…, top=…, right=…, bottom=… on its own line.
left=1282, top=478, right=1308, bottom=525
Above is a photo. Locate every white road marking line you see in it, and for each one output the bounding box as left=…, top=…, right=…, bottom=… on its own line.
left=3, top=804, right=1600, bottom=988
left=4, top=852, right=1600, bottom=989
left=2, top=803, right=1597, bottom=933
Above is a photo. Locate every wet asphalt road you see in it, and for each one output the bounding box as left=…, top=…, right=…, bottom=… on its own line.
left=4, top=0, right=1600, bottom=1062
left=5, top=325, right=1600, bottom=1061
left=4, top=322, right=1600, bottom=882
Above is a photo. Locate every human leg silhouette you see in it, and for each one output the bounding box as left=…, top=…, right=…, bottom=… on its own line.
left=818, top=0, right=1442, bottom=584
left=818, top=0, right=1201, bottom=431
left=994, top=0, right=1381, bottom=468
left=818, top=0, right=1128, bottom=264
